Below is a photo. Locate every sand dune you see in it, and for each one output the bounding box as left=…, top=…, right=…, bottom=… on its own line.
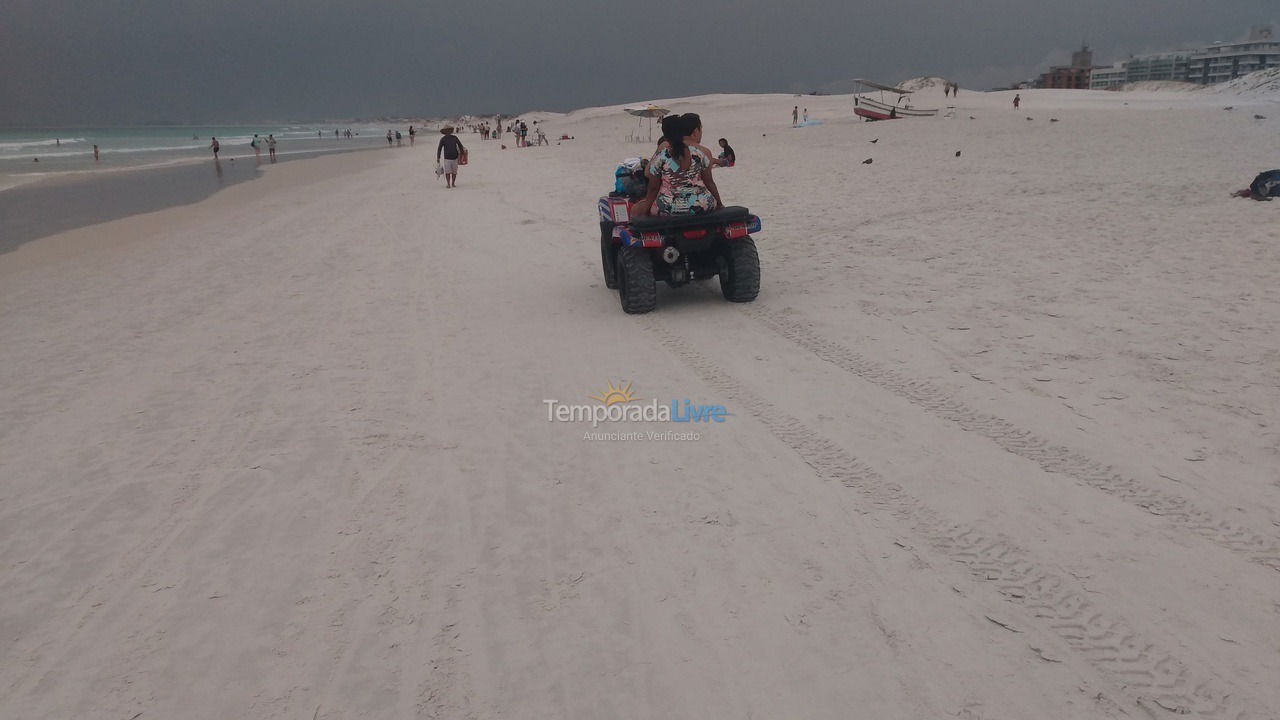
left=1, top=87, right=1278, bottom=719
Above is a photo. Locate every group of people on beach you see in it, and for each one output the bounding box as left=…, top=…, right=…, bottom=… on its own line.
left=503, top=120, right=543, bottom=147
left=943, top=81, right=961, bottom=97
left=248, top=134, right=277, bottom=161
left=207, top=132, right=277, bottom=161
left=385, top=127, right=418, bottom=146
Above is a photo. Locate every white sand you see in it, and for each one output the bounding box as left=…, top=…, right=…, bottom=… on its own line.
left=2, top=86, right=1279, bottom=720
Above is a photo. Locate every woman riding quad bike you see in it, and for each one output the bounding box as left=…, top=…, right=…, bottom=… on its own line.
left=598, top=113, right=761, bottom=313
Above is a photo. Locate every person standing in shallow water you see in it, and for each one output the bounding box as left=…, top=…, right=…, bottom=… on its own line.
left=93, top=144, right=100, bottom=162
left=267, top=134, right=277, bottom=161
left=210, top=137, right=220, bottom=158
left=436, top=126, right=466, bottom=189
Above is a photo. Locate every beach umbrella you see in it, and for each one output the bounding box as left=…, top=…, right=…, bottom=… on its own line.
left=624, top=104, right=670, bottom=142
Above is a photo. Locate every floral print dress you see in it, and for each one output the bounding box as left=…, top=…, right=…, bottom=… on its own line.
left=647, top=146, right=718, bottom=215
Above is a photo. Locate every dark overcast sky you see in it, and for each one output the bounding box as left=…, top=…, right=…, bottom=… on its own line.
left=1, top=0, right=1274, bottom=125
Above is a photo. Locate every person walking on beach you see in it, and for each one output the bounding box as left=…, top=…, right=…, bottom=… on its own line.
left=803, top=108, right=809, bottom=123
left=945, top=83, right=951, bottom=98
left=792, top=106, right=798, bottom=126
left=1013, top=93, right=1021, bottom=110
left=210, top=137, right=221, bottom=158
left=437, top=127, right=466, bottom=189
left=409, top=125, right=416, bottom=146
left=395, top=130, right=403, bottom=146
left=93, top=144, right=100, bottom=162
left=386, top=130, right=393, bottom=146
left=267, top=134, right=277, bottom=161
left=253, top=134, right=263, bottom=159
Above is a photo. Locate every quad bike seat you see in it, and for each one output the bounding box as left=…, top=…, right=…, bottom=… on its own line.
left=628, top=206, right=751, bottom=233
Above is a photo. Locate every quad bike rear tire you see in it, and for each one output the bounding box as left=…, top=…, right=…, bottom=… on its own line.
left=719, top=237, right=760, bottom=302
left=616, top=246, right=657, bottom=314
left=600, top=223, right=618, bottom=289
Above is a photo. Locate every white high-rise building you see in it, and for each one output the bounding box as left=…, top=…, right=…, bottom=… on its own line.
left=1089, top=52, right=1195, bottom=89
left=1088, top=25, right=1279, bottom=89
left=1186, top=24, right=1280, bottom=84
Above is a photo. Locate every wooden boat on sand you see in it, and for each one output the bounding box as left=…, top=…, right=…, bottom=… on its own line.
left=853, top=79, right=939, bottom=121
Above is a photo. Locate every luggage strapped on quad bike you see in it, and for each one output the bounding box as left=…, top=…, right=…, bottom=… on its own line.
left=598, top=195, right=762, bottom=314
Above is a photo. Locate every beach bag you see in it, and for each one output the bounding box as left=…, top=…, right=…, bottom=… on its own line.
left=459, top=150, right=468, bottom=165
left=614, top=157, right=646, bottom=195
left=1249, top=170, right=1280, bottom=199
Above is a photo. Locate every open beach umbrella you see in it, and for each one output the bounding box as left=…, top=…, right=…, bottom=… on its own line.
left=624, top=104, right=670, bottom=142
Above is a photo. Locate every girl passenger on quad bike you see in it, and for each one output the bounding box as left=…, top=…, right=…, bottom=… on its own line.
left=631, top=113, right=724, bottom=217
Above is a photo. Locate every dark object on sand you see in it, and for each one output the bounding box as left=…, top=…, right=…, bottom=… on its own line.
left=862, top=158, right=873, bottom=165
left=1050, top=118, right=1059, bottom=123
left=1224, top=106, right=1235, bottom=111
left=1254, top=114, right=1267, bottom=120
left=869, top=138, right=879, bottom=144
left=955, top=151, right=961, bottom=157
left=1236, top=169, right=1280, bottom=200
left=1026, top=117, right=1033, bottom=121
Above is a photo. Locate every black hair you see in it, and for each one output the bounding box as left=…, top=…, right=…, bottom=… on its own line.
left=682, top=113, right=702, bottom=137
left=660, top=114, right=685, bottom=160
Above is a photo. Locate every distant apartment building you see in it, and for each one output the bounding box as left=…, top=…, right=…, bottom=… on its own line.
left=1089, top=52, right=1194, bottom=89
left=1036, top=45, right=1097, bottom=89
left=1186, top=24, right=1280, bottom=84
left=1089, top=25, right=1279, bottom=89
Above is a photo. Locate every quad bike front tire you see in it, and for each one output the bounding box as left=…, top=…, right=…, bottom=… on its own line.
left=616, top=245, right=657, bottom=314
left=719, top=237, right=760, bottom=302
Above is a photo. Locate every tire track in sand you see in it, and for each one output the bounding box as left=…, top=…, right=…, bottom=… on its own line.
left=645, top=319, right=1256, bottom=719
left=737, top=303, right=1280, bottom=573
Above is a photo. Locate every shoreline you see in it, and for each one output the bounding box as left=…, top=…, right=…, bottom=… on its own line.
left=0, top=143, right=399, bottom=255
left=0, top=146, right=401, bottom=278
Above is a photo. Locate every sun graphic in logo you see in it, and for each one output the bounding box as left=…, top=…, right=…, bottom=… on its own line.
left=590, top=380, right=637, bottom=406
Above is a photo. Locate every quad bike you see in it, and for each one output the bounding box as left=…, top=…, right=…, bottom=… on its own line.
left=598, top=195, right=762, bottom=314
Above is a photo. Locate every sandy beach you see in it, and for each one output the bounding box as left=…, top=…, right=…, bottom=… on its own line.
left=2, top=86, right=1279, bottom=719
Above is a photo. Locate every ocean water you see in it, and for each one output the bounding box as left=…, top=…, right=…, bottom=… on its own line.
left=0, top=124, right=412, bottom=191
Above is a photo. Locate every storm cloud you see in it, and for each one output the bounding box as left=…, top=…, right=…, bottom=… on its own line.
left=1, top=0, right=1274, bottom=124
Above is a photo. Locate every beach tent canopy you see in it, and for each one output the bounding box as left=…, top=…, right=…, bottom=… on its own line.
left=853, top=79, right=912, bottom=94
left=624, top=104, right=671, bottom=118
left=624, top=105, right=670, bottom=142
